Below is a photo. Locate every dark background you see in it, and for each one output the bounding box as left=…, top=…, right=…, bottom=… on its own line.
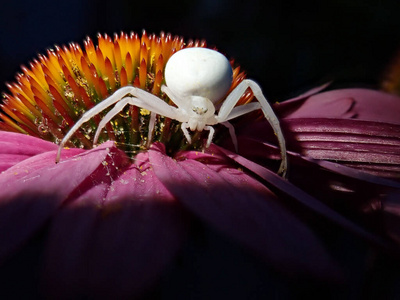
left=1, top=0, right=400, bottom=101
left=0, top=0, right=400, bottom=298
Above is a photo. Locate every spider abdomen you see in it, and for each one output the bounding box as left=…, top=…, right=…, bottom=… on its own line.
left=164, top=47, right=233, bottom=103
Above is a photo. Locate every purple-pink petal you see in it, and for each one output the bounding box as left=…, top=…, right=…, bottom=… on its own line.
left=235, top=114, right=400, bottom=180
left=42, top=149, right=188, bottom=298
left=0, top=131, right=58, bottom=154
left=216, top=145, right=393, bottom=248
left=150, top=143, right=342, bottom=279
left=284, top=118, right=400, bottom=179
left=276, top=88, right=400, bottom=124
left=0, top=132, right=58, bottom=172
left=276, top=93, right=356, bottom=119
left=0, top=142, right=121, bottom=263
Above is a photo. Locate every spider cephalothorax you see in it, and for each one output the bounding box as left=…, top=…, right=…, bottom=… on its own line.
left=56, top=47, right=287, bottom=176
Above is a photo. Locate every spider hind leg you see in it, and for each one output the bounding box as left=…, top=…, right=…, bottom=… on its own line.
left=216, top=79, right=288, bottom=177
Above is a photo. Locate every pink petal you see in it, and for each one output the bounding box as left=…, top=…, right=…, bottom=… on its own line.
left=276, top=93, right=355, bottom=119
left=277, top=89, right=400, bottom=124
left=0, top=132, right=57, bottom=172
left=239, top=135, right=400, bottom=189
left=235, top=115, right=400, bottom=180
left=0, top=131, right=57, bottom=154
left=150, top=143, right=342, bottom=279
left=43, top=154, right=188, bottom=298
left=0, top=154, right=31, bottom=173
left=284, top=118, right=400, bottom=179
left=0, top=142, right=120, bottom=262
left=216, top=145, right=392, bottom=249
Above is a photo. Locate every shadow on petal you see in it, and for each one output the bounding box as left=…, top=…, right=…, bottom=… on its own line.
left=149, top=143, right=343, bottom=281
left=216, top=144, right=396, bottom=251
left=42, top=155, right=189, bottom=299
left=0, top=142, right=119, bottom=263
left=383, top=190, right=400, bottom=245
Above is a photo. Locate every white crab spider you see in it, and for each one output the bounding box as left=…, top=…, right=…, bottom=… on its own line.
left=56, top=47, right=287, bottom=176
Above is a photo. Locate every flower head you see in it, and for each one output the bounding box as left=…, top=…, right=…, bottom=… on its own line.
left=0, top=31, right=252, bottom=156
left=1, top=31, right=400, bottom=298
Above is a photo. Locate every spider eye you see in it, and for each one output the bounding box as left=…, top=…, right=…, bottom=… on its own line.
left=192, top=107, right=208, bottom=115
left=189, top=96, right=215, bottom=116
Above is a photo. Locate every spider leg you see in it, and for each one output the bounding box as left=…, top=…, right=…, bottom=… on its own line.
left=161, top=85, right=190, bottom=111
left=204, top=125, right=215, bottom=148
left=92, top=93, right=185, bottom=146
left=126, top=89, right=185, bottom=120
left=221, top=102, right=261, bottom=121
left=55, top=87, right=137, bottom=163
left=221, top=121, right=238, bottom=152
left=129, top=89, right=195, bottom=146
left=216, top=79, right=287, bottom=177
left=92, top=98, right=158, bottom=148
left=181, top=123, right=192, bottom=144
left=147, top=112, right=157, bottom=147
left=56, top=86, right=185, bottom=163
left=93, top=97, right=132, bottom=145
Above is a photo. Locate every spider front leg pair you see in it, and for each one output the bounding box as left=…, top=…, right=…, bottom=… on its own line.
left=55, top=86, right=183, bottom=163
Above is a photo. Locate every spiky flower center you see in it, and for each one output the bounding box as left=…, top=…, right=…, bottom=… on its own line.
left=0, top=31, right=253, bottom=156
